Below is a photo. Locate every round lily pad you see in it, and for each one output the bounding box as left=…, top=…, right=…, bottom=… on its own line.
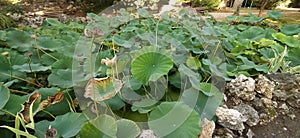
left=131, top=46, right=173, bottom=84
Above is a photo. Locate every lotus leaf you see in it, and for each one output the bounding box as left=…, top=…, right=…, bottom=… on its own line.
left=131, top=46, right=173, bottom=84
left=84, top=77, right=122, bottom=102
left=148, top=102, right=201, bottom=138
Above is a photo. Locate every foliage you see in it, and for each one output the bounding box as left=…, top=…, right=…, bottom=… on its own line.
left=0, top=13, right=15, bottom=30
left=0, top=8, right=299, bottom=138
left=182, top=0, right=220, bottom=11
left=0, top=1, right=24, bottom=14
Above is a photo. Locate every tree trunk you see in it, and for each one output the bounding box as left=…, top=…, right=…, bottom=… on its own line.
left=258, top=0, right=268, bottom=17
left=233, top=0, right=244, bottom=9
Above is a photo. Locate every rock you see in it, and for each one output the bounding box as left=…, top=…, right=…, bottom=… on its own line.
left=246, top=129, right=255, bottom=138
left=255, top=75, right=275, bottom=99
left=266, top=73, right=296, bottom=84
left=233, top=104, right=259, bottom=126
left=286, top=92, right=300, bottom=108
left=273, top=90, right=288, bottom=101
left=252, top=97, right=264, bottom=110
left=199, top=118, right=215, bottom=138
left=138, top=129, right=157, bottom=138
left=259, top=107, right=277, bottom=124
left=261, top=98, right=273, bottom=107
left=216, top=107, right=246, bottom=130
left=213, top=128, right=235, bottom=138
left=227, top=74, right=256, bottom=101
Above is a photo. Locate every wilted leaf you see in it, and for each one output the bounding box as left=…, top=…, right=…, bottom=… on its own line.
left=84, top=77, right=123, bottom=102
left=20, top=92, right=41, bottom=123
left=38, top=91, right=64, bottom=112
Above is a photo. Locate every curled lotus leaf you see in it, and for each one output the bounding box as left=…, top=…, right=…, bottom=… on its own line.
left=84, top=77, right=123, bottom=102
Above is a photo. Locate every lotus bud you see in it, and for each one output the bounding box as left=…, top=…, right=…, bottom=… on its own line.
left=1, top=52, right=9, bottom=57
left=101, top=55, right=117, bottom=67
left=30, top=34, right=36, bottom=39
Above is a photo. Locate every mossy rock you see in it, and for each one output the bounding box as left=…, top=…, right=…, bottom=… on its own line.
left=0, top=13, right=15, bottom=30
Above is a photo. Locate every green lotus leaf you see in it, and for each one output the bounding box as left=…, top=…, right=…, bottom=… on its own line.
left=237, top=56, right=269, bottom=73
left=106, top=95, right=125, bottom=110
left=186, top=56, right=201, bottom=70
left=169, top=71, right=181, bottom=88
left=84, top=77, right=123, bottom=102
left=178, top=64, right=202, bottom=90
left=131, top=46, right=173, bottom=84
left=148, top=102, right=201, bottom=138
left=116, top=119, right=141, bottom=138
left=241, top=13, right=264, bottom=23
left=226, top=16, right=239, bottom=22
left=50, top=112, right=87, bottom=138
left=51, top=57, right=73, bottom=71
left=79, top=114, right=117, bottom=138
left=0, top=48, right=27, bottom=81
left=37, top=36, right=63, bottom=51
left=34, top=120, right=51, bottom=138
left=287, top=47, right=300, bottom=66
left=79, top=121, right=103, bottom=138
left=272, top=33, right=299, bottom=47
left=34, top=120, right=50, bottom=138
left=45, top=18, right=65, bottom=28
left=182, top=83, right=224, bottom=120
left=6, top=29, right=35, bottom=52
left=236, top=24, right=249, bottom=31
left=267, top=10, right=282, bottom=20
left=138, top=8, right=149, bottom=18
left=131, top=98, right=158, bottom=113
left=12, top=64, right=51, bottom=72
left=281, top=24, right=300, bottom=36
left=48, top=69, right=73, bottom=88
left=238, top=26, right=265, bottom=41
left=1, top=94, right=27, bottom=115
left=0, top=82, right=10, bottom=110
left=0, top=30, right=6, bottom=41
